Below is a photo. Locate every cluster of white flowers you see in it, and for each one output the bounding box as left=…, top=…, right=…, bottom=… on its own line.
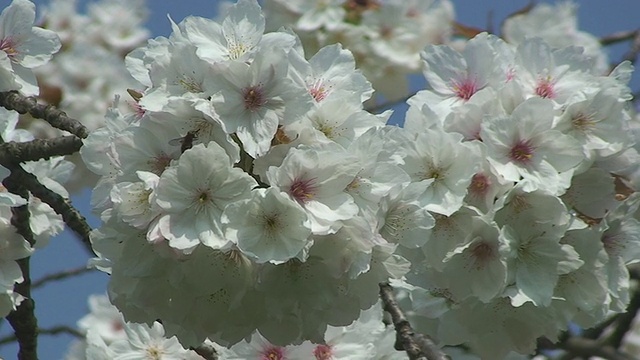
left=65, top=294, right=204, bottom=360
left=82, top=0, right=408, bottom=349
left=32, top=0, right=149, bottom=135
left=0, top=0, right=60, bottom=96
left=262, top=0, right=454, bottom=102
left=77, top=0, right=640, bottom=357
left=396, top=28, right=639, bottom=360
left=66, top=294, right=405, bottom=360
left=1, top=0, right=638, bottom=358
left=0, top=0, right=71, bottom=318
left=18, top=0, right=150, bottom=191
left=502, top=1, right=609, bottom=75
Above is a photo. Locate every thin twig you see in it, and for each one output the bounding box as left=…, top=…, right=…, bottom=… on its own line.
left=621, top=30, right=640, bottom=64
left=0, top=326, right=84, bottom=346
left=600, top=30, right=640, bottom=46
left=379, top=282, right=450, bottom=360
left=32, top=267, right=94, bottom=289
left=0, top=91, right=89, bottom=139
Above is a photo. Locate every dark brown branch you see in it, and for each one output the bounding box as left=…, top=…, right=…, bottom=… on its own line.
left=32, top=267, right=94, bottom=289
left=3, top=170, right=37, bottom=360
left=0, top=325, right=83, bottom=346
left=558, top=338, right=634, bottom=360
left=365, top=92, right=414, bottom=113
left=0, top=136, right=84, bottom=163
left=0, top=91, right=89, bottom=139
left=601, top=30, right=640, bottom=46
left=606, top=287, right=640, bottom=349
left=621, top=30, right=640, bottom=64
left=379, top=282, right=450, bottom=360
left=192, top=343, right=218, bottom=360
left=5, top=165, right=94, bottom=255
left=6, top=259, right=38, bottom=360
left=3, top=173, right=35, bottom=247
left=582, top=314, right=621, bottom=340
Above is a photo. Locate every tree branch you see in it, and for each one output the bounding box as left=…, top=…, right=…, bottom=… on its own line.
left=365, top=92, right=415, bottom=113
left=0, top=326, right=84, bottom=346
left=192, top=343, right=218, bottom=360
left=3, top=172, right=38, bottom=360
left=558, top=338, right=634, bottom=360
left=606, top=287, right=640, bottom=349
left=601, top=30, right=640, bottom=46
left=0, top=136, right=84, bottom=164
left=31, top=267, right=95, bottom=289
left=0, top=91, right=89, bottom=139
left=9, top=166, right=93, bottom=255
left=621, top=30, right=640, bottom=64
left=379, top=282, right=450, bottom=360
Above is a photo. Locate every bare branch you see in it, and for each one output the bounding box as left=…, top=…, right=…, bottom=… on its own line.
left=192, top=343, right=218, bottom=360
left=3, top=171, right=38, bottom=359
left=559, top=338, right=634, bottom=360
left=365, top=93, right=414, bottom=113
left=600, top=30, right=640, bottom=46
left=32, top=267, right=95, bottom=289
left=0, top=136, right=84, bottom=163
left=0, top=326, right=84, bottom=346
left=621, top=30, right=640, bottom=64
left=0, top=160, right=94, bottom=256
left=0, top=91, right=89, bottom=139
left=379, top=282, right=451, bottom=360
left=606, top=288, right=640, bottom=349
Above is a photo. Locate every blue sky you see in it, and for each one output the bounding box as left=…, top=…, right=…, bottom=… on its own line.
left=1, top=0, right=639, bottom=359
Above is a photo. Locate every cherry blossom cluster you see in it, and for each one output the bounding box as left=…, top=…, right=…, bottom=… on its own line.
left=24, top=0, right=150, bottom=191
left=262, top=0, right=454, bottom=101
left=65, top=294, right=205, bottom=359
left=77, top=0, right=640, bottom=357
left=66, top=294, right=405, bottom=360
left=0, top=0, right=71, bottom=318
left=82, top=0, right=408, bottom=349
left=0, top=0, right=60, bottom=96
left=501, top=1, right=609, bottom=74
left=395, top=28, right=639, bottom=360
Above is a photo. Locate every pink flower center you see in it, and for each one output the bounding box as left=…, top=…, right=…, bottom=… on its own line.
left=308, top=80, right=330, bottom=102
left=261, top=345, right=286, bottom=360
left=242, top=85, right=266, bottom=111
left=509, top=139, right=535, bottom=165
left=451, top=77, right=478, bottom=101
left=469, top=241, right=494, bottom=269
left=571, top=112, right=595, bottom=132
left=289, top=177, right=318, bottom=204
left=602, top=232, right=624, bottom=257
left=468, top=173, right=491, bottom=198
left=314, top=344, right=333, bottom=359
left=535, top=76, right=556, bottom=98
left=506, top=67, right=516, bottom=82
left=0, top=37, right=18, bottom=61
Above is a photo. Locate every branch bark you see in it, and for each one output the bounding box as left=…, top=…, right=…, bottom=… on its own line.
left=0, top=91, right=89, bottom=139
left=0, top=136, right=84, bottom=163
left=3, top=173, right=38, bottom=360
left=32, top=267, right=95, bottom=289
left=379, top=282, right=451, bottom=360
